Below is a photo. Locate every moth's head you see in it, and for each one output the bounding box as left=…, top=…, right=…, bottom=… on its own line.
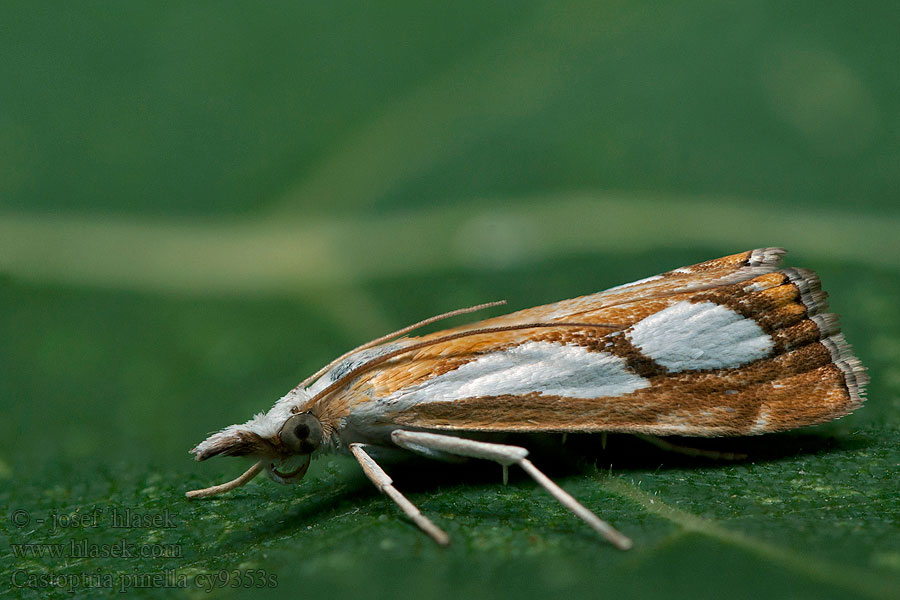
left=188, top=390, right=329, bottom=495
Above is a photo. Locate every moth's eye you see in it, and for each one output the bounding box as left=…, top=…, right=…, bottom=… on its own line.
left=279, top=413, right=323, bottom=455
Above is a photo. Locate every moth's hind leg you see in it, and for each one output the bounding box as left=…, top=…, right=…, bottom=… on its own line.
left=634, top=434, right=747, bottom=460
left=349, top=443, right=450, bottom=546
left=391, top=430, right=632, bottom=550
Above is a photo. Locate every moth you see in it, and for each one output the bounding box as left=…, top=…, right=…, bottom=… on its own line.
left=187, top=248, right=866, bottom=549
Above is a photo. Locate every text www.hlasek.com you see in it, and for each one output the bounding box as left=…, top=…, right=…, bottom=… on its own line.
left=11, top=539, right=182, bottom=559
left=11, top=568, right=278, bottom=593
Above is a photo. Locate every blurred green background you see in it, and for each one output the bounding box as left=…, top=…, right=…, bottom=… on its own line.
left=1, top=1, right=898, bottom=598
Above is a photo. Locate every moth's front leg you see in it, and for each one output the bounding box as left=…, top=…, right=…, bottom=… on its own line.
left=348, top=443, right=450, bottom=546
left=391, top=430, right=632, bottom=550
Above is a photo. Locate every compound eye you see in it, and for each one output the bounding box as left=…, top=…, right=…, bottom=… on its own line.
left=279, top=413, right=323, bottom=454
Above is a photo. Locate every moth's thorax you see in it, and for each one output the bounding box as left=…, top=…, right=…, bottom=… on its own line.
left=301, top=342, right=414, bottom=447
left=305, top=342, right=410, bottom=398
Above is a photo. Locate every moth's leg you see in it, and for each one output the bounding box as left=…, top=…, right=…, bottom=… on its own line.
left=395, top=433, right=505, bottom=482
left=635, top=434, right=747, bottom=460
left=387, top=436, right=468, bottom=464
left=348, top=443, right=450, bottom=546
left=391, top=430, right=632, bottom=550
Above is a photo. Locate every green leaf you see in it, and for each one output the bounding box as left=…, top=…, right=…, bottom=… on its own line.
left=1, top=1, right=898, bottom=598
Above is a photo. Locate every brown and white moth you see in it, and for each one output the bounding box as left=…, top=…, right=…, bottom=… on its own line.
left=187, top=248, right=867, bottom=549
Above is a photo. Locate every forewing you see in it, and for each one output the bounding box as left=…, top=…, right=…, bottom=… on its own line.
left=312, top=249, right=865, bottom=436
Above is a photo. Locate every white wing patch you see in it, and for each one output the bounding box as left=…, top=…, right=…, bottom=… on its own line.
left=627, top=300, right=773, bottom=372
left=749, top=406, right=772, bottom=434
left=360, top=341, right=649, bottom=415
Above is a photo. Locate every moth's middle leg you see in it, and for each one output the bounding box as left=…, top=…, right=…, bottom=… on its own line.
left=391, top=430, right=632, bottom=550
